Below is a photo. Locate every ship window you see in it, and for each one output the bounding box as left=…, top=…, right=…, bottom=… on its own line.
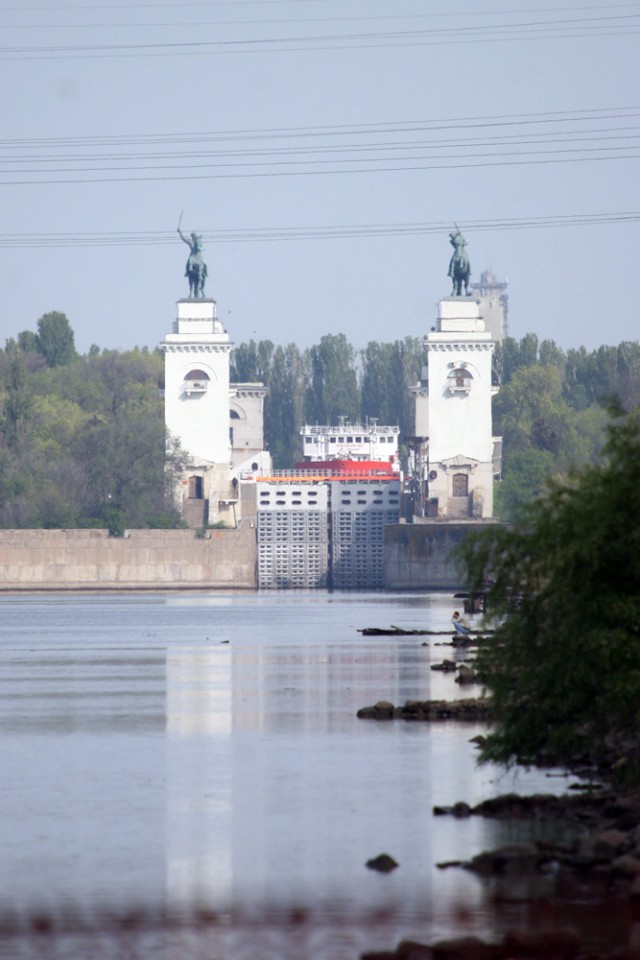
left=347, top=437, right=353, bottom=443
left=355, top=436, right=362, bottom=443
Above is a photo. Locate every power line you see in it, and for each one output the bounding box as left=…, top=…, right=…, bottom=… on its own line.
left=0, top=107, right=638, bottom=184
left=4, top=1, right=640, bottom=14
left=2, top=127, right=640, bottom=166
left=3, top=5, right=640, bottom=31
left=1, top=13, right=639, bottom=59
left=1, top=106, right=638, bottom=149
left=1, top=211, right=638, bottom=248
left=1, top=146, right=639, bottom=185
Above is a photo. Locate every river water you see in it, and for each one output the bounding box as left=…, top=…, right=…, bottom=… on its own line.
left=0, top=590, right=577, bottom=956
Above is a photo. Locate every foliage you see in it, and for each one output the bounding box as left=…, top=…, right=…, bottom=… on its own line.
left=491, top=347, right=615, bottom=516
left=0, top=346, right=33, bottom=451
left=265, top=344, right=306, bottom=468
left=0, top=326, right=182, bottom=530
left=305, top=333, right=359, bottom=425
left=230, top=335, right=422, bottom=467
left=458, top=406, right=640, bottom=780
left=494, top=449, right=556, bottom=521
left=35, top=311, right=77, bottom=367
left=360, top=337, right=423, bottom=432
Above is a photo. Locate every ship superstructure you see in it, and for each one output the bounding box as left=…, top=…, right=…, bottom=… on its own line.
left=299, top=418, right=400, bottom=471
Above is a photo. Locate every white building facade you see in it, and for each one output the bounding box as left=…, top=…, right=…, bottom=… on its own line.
left=161, top=298, right=271, bottom=526
left=414, top=297, right=500, bottom=519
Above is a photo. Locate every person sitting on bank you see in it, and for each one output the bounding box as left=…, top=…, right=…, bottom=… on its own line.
left=451, top=611, right=471, bottom=636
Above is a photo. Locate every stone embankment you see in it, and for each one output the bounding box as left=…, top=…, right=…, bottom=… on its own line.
left=0, top=527, right=256, bottom=590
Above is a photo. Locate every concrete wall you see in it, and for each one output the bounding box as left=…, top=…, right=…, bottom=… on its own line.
left=0, top=525, right=257, bottom=592
left=384, top=519, right=500, bottom=590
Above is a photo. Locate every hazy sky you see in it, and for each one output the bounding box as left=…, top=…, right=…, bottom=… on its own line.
left=1, top=0, right=639, bottom=355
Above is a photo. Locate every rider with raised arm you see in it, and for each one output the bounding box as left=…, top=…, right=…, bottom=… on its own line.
left=177, top=215, right=208, bottom=298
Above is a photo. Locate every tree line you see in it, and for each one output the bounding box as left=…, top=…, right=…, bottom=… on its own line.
left=235, top=331, right=640, bottom=519
left=492, top=334, right=640, bottom=517
left=230, top=334, right=423, bottom=467
left=1, top=311, right=640, bottom=529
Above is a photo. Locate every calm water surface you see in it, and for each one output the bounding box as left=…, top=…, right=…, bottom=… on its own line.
left=0, top=591, right=576, bottom=948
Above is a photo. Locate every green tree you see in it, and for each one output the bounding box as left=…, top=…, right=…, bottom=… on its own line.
left=0, top=346, right=33, bottom=451
left=538, top=338, right=565, bottom=370
left=494, top=448, right=556, bottom=521
left=495, top=333, right=540, bottom=386
left=17, top=330, right=40, bottom=354
left=264, top=344, right=306, bottom=467
left=230, top=340, right=275, bottom=384
left=494, top=365, right=586, bottom=465
left=360, top=338, right=423, bottom=458
left=305, top=333, right=359, bottom=424
left=72, top=404, right=177, bottom=529
left=459, top=406, right=640, bottom=780
left=35, top=311, right=77, bottom=367
left=0, top=345, right=181, bottom=530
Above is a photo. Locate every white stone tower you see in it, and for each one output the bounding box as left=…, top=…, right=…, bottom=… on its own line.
left=420, top=297, right=499, bottom=518
left=161, top=298, right=233, bottom=524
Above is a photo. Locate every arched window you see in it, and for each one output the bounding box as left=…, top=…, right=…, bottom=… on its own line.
left=452, top=473, right=469, bottom=497
left=183, top=370, right=210, bottom=395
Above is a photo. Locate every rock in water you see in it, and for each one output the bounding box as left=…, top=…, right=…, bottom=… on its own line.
left=366, top=853, right=399, bottom=873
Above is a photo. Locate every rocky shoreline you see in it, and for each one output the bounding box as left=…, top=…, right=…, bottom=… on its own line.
left=357, top=696, right=640, bottom=958
left=435, top=788, right=640, bottom=890
left=356, top=697, right=491, bottom=722
left=359, top=788, right=640, bottom=960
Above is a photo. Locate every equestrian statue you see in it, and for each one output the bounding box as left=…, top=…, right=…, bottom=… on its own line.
left=447, top=227, right=471, bottom=297
left=177, top=213, right=208, bottom=298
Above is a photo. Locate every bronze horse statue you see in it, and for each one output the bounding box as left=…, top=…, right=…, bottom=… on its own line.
left=185, top=245, right=207, bottom=298
left=448, top=229, right=471, bottom=296
left=177, top=223, right=208, bottom=298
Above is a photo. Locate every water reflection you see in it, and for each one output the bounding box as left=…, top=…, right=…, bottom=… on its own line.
left=0, top=592, right=577, bottom=944
left=166, top=647, right=233, bottom=907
